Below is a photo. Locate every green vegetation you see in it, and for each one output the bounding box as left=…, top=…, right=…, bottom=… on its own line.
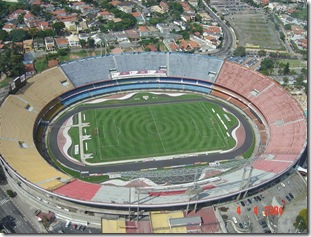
left=0, top=43, right=25, bottom=77
left=290, top=7, right=307, bottom=21
left=6, top=189, right=15, bottom=198
left=293, top=208, right=307, bottom=232
left=259, top=58, right=274, bottom=76
left=230, top=13, right=284, bottom=50
left=67, top=95, right=238, bottom=163
left=233, top=46, right=246, bottom=57
left=258, top=50, right=267, bottom=57
left=277, top=59, right=304, bottom=68
left=34, top=58, right=48, bottom=72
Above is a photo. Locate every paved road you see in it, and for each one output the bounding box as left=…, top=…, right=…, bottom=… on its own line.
left=47, top=97, right=255, bottom=174
left=201, top=1, right=234, bottom=57
left=0, top=185, right=38, bottom=233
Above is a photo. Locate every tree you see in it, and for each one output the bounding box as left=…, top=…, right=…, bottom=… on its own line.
left=279, top=31, right=285, bottom=41
left=258, top=49, right=267, bottom=57
left=87, top=38, right=95, bottom=48
left=284, top=24, right=291, bottom=30
left=283, top=62, right=290, bottom=75
left=6, top=189, right=15, bottom=198
left=0, top=43, right=25, bottom=77
left=0, top=30, right=8, bottom=41
left=79, top=39, right=87, bottom=48
left=9, top=29, right=30, bottom=42
left=259, top=58, right=274, bottom=76
left=52, top=22, right=65, bottom=36
left=17, top=13, right=25, bottom=24
left=294, top=209, right=307, bottom=232
left=233, top=46, right=246, bottom=57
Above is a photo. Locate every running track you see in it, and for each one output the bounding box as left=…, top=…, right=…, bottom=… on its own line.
left=47, top=97, right=255, bottom=174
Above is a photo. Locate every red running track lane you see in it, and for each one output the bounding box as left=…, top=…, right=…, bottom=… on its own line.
left=53, top=180, right=101, bottom=200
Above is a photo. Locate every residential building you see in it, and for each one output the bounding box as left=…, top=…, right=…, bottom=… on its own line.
left=2, top=23, right=16, bottom=32
left=23, top=39, right=33, bottom=52
left=66, top=34, right=81, bottom=48
left=97, top=11, right=114, bottom=20
left=54, top=37, right=69, bottom=49
left=138, top=26, right=150, bottom=38
left=159, top=1, right=169, bottom=12
left=125, top=29, right=140, bottom=42
left=45, top=37, right=55, bottom=51
left=156, top=23, right=170, bottom=34
left=116, top=1, right=135, bottom=13
left=131, top=11, right=145, bottom=25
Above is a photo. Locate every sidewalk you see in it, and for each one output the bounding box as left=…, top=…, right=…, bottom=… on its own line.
left=0, top=182, right=48, bottom=233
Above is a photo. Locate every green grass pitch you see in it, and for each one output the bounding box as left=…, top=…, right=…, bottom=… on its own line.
left=68, top=98, right=238, bottom=163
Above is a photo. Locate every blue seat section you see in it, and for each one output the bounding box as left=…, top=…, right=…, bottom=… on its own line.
left=116, top=77, right=157, bottom=84
left=198, top=80, right=213, bottom=87
left=114, top=53, right=167, bottom=72
left=183, top=84, right=211, bottom=94
left=61, top=80, right=213, bottom=106
left=159, top=83, right=185, bottom=90
left=95, top=80, right=117, bottom=87
left=159, top=77, right=182, bottom=83
left=60, top=84, right=94, bottom=100
left=89, top=86, right=120, bottom=97
left=183, top=78, right=198, bottom=84
left=60, top=55, right=116, bottom=87
left=62, top=92, right=91, bottom=105
left=168, top=53, right=223, bottom=82
left=119, top=83, right=160, bottom=91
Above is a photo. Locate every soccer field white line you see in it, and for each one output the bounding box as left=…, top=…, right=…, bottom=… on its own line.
left=200, top=102, right=228, bottom=147
left=148, top=106, right=167, bottom=153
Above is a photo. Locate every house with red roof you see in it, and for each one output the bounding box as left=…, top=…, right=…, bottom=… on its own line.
left=145, top=44, right=157, bottom=52
left=54, top=37, right=69, bottom=49
left=97, top=11, right=114, bottom=20
left=131, top=11, right=145, bottom=24
left=2, top=23, right=16, bottom=32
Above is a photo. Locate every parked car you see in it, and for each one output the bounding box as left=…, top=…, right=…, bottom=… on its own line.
left=232, top=217, right=238, bottom=224
left=254, top=196, right=258, bottom=202
left=257, top=196, right=262, bottom=201
left=241, top=201, right=245, bottom=207
left=259, top=220, right=266, bottom=226
left=239, top=223, right=243, bottom=228
left=73, top=224, right=77, bottom=230
left=289, top=193, right=294, bottom=199
left=65, top=221, right=71, bottom=228
left=281, top=182, right=286, bottom=188
left=262, top=223, right=268, bottom=228
left=264, top=229, right=271, bottom=233
left=80, top=226, right=86, bottom=231
left=285, top=195, right=291, bottom=201
left=247, top=198, right=252, bottom=204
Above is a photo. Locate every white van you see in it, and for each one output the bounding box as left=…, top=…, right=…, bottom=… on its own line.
left=65, top=221, right=71, bottom=228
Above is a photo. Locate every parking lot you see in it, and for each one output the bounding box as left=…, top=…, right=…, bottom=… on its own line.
left=216, top=171, right=307, bottom=233
left=49, top=219, right=101, bottom=234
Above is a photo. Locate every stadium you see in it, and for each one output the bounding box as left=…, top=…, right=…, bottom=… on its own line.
left=0, top=53, right=307, bottom=223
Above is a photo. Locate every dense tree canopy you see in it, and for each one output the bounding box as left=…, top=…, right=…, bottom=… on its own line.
left=259, top=58, right=274, bottom=76
left=9, top=29, right=30, bottom=42
left=294, top=209, right=307, bottom=232
left=233, top=46, right=246, bottom=57
left=0, top=43, right=25, bottom=77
